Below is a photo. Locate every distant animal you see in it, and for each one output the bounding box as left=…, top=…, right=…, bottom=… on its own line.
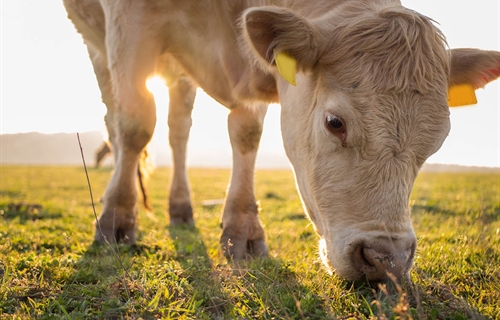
left=63, top=0, right=500, bottom=281
left=94, top=140, right=152, bottom=212
left=94, top=141, right=111, bottom=168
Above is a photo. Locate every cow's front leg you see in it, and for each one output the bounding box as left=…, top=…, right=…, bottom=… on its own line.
left=167, top=76, right=196, bottom=225
left=94, top=14, right=160, bottom=244
left=221, top=104, right=268, bottom=260
left=96, top=90, right=156, bottom=245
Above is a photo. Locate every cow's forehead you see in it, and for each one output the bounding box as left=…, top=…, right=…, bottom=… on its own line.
left=316, top=4, right=450, bottom=95
left=365, top=99, right=449, bottom=167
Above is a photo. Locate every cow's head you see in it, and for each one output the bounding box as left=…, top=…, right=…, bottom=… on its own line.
left=242, top=3, right=500, bottom=281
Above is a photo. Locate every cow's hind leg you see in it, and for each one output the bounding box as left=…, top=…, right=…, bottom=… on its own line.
left=95, top=13, right=160, bottom=244
left=221, top=103, right=268, bottom=260
left=167, top=75, right=196, bottom=225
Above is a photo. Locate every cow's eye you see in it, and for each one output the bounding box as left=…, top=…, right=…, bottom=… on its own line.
left=326, top=115, right=345, bottom=133
left=325, top=115, right=347, bottom=145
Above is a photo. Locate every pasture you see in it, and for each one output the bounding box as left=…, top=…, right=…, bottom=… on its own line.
left=0, top=166, right=498, bottom=319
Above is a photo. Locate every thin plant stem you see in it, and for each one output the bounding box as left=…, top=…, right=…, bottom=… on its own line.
left=76, top=133, right=147, bottom=298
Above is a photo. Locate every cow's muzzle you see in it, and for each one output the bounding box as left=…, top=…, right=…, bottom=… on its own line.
left=352, top=235, right=416, bottom=281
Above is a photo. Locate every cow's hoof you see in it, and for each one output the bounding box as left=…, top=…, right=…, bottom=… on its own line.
left=94, top=224, right=136, bottom=245
left=248, top=239, right=268, bottom=257
left=169, top=201, right=195, bottom=226
left=93, top=208, right=137, bottom=245
left=220, top=235, right=268, bottom=261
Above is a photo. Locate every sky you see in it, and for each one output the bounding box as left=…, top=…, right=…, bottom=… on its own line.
left=1, top=0, right=499, bottom=167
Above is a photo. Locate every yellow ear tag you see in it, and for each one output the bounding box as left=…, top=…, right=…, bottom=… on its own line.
left=275, top=51, right=297, bottom=86
left=448, top=84, right=477, bottom=107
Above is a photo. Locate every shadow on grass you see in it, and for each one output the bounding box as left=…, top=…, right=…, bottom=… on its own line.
left=282, top=212, right=308, bottom=221
left=23, top=228, right=489, bottom=319
left=344, top=276, right=489, bottom=319
left=0, top=202, right=62, bottom=223
left=168, top=225, right=335, bottom=319
left=40, top=232, right=206, bottom=319
left=40, top=242, right=147, bottom=319
left=166, top=223, right=491, bottom=318
left=0, top=190, right=24, bottom=198
left=412, top=203, right=455, bottom=216
left=413, top=202, right=500, bottom=226
left=408, top=279, right=489, bottom=319
left=167, top=224, right=230, bottom=317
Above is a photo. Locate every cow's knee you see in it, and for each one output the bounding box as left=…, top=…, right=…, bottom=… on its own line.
left=227, top=104, right=266, bottom=154
left=96, top=101, right=155, bottom=241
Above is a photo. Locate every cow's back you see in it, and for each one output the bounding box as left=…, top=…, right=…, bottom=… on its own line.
left=63, top=0, right=106, bottom=52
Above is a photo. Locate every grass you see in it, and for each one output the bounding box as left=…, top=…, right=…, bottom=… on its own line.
left=0, top=165, right=499, bottom=319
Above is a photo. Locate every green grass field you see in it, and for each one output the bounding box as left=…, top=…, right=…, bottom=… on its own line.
left=0, top=166, right=499, bottom=319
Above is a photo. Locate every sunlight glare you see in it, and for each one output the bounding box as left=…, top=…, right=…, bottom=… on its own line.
left=146, top=75, right=167, bottom=95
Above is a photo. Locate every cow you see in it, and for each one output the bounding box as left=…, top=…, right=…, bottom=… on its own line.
left=63, top=0, right=500, bottom=281
left=94, top=141, right=111, bottom=168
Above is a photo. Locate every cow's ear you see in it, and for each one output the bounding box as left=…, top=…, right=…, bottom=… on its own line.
left=242, top=7, right=320, bottom=72
left=449, top=48, right=500, bottom=89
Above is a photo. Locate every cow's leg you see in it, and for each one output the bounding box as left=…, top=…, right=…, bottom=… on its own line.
left=85, top=46, right=117, bottom=156
left=167, top=76, right=196, bottom=225
left=86, top=46, right=152, bottom=211
left=221, top=103, right=269, bottom=260
left=94, top=15, right=160, bottom=244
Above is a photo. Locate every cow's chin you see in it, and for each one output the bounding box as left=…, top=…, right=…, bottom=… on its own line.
left=304, top=204, right=365, bottom=280
left=319, top=237, right=364, bottom=281
left=318, top=224, right=416, bottom=282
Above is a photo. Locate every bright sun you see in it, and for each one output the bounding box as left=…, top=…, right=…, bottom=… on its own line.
left=146, top=75, right=167, bottom=95
left=146, top=75, right=170, bottom=111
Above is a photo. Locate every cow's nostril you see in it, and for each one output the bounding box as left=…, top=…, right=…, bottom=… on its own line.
left=352, top=240, right=415, bottom=281
left=353, top=244, right=376, bottom=272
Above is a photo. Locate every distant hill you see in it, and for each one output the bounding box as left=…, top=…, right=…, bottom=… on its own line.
left=1, top=132, right=105, bottom=166
left=421, top=163, right=499, bottom=174
left=1, top=131, right=498, bottom=173
left=0, top=131, right=288, bottom=168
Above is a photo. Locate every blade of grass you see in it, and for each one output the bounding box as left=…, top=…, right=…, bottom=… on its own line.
left=76, top=133, right=147, bottom=299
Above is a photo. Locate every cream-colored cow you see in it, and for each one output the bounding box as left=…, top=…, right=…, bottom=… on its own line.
left=64, top=0, right=500, bottom=281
